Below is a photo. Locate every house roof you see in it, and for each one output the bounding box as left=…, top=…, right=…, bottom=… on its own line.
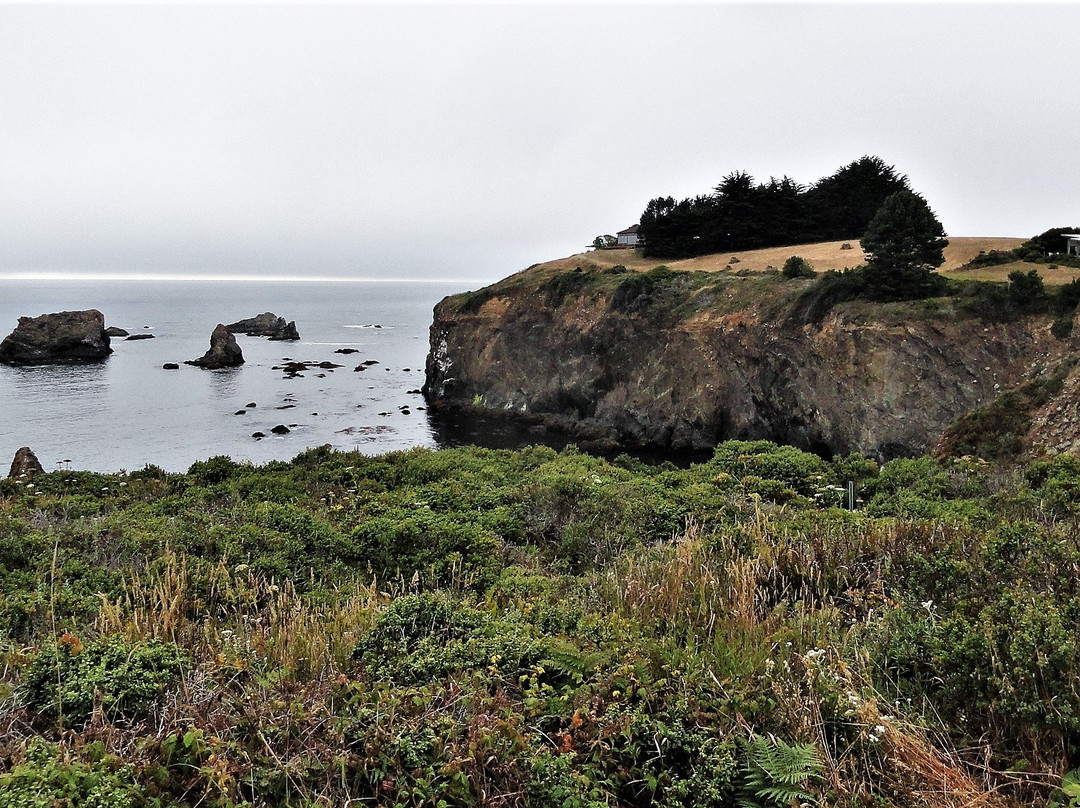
left=617, top=225, right=640, bottom=235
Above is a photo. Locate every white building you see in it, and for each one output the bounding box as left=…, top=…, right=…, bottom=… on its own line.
left=1065, top=234, right=1080, bottom=256
left=616, top=225, right=641, bottom=248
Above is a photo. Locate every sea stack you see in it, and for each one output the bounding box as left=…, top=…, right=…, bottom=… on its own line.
left=0, top=310, right=112, bottom=366
left=185, top=324, right=244, bottom=369
left=225, top=313, right=300, bottom=341
left=8, top=447, right=44, bottom=478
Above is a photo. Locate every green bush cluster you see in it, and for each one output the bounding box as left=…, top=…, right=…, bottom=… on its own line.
left=542, top=267, right=599, bottom=307
left=4, top=440, right=1080, bottom=805
left=781, top=255, right=815, bottom=279
left=21, top=635, right=187, bottom=727
left=0, top=739, right=149, bottom=808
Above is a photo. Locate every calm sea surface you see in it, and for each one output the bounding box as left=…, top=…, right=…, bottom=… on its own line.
left=0, top=279, right=543, bottom=473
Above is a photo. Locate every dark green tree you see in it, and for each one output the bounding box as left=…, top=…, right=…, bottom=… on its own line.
left=1008, top=268, right=1045, bottom=308
left=806, top=156, right=910, bottom=241
left=782, top=255, right=815, bottom=279
left=860, top=190, right=949, bottom=300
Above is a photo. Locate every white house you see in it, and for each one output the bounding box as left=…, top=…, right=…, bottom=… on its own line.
left=616, top=225, right=641, bottom=248
left=1065, top=234, right=1080, bottom=256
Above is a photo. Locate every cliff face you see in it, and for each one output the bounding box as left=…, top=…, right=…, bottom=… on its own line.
left=424, top=265, right=1076, bottom=460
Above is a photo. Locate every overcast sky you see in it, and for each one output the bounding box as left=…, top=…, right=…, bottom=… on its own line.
left=1, top=3, right=1078, bottom=282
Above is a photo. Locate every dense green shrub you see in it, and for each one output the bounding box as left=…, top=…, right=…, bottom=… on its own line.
left=781, top=255, right=815, bottom=279
left=542, top=267, right=597, bottom=306
left=707, top=441, right=830, bottom=498
left=5, top=440, right=1080, bottom=804
left=609, top=266, right=682, bottom=313
left=352, top=592, right=572, bottom=686
left=350, top=510, right=501, bottom=587
left=0, top=738, right=149, bottom=808
left=789, top=268, right=866, bottom=324
left=1008, top=268, right=1047, bottom=308
left=457, top=287, right=495, bottom=314
left=187, top=455, right=243, bottom=485
left=21, top=635, right=187, bottom=727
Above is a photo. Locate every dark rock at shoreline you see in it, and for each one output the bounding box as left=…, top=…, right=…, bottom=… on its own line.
left=105, top=326, right=129, bottom=337
left=225, top=312, right=300, bottom=341
left=0, top=309, right=112, bottom=366
left=185, top=324, right=244, bottom=369
left=125, top=334, right=155, bottom=341
left=163, top=363, right=179, bottom=370
left=9, top=447, right=44, bottom=478
left=271, top=424, right=290, bottom=435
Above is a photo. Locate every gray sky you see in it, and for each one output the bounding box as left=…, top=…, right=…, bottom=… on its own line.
left=1, top=3, right=1078, bottom=282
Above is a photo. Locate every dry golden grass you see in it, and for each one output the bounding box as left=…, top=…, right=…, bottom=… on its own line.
left=943, top=261, right=1080, bottom=285
left=538, top=237, right=1050, bottom=279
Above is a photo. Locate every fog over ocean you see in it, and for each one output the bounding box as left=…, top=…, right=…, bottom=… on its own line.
left=0, top=279, right=516, bottom=473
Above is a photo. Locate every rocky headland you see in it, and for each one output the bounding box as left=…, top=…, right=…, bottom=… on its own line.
left=424, top=259, right=1080, bottom=461
left=0, top=309, right=113, bottom=366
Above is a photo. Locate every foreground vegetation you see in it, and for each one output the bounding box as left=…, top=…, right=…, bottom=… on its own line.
left=2, top=441, right=1079, bottom=807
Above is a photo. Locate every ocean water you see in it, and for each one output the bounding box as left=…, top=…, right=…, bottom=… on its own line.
left=0, top=279, right=498, bottom=473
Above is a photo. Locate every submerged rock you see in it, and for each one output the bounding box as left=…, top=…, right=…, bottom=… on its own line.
left=0, top=309, right=112, bottom=365
left=162, top=363, right=179, bottom=370
left=8, top=447, right=44, bottom=478
left=185, top=324, right=244, bottom=369
left=225, top=313, right=300, bottom=341
left=125, top=334, right=155, bottom=341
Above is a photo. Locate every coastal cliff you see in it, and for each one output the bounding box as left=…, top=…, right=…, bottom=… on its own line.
left=424, top=259, right=1080, bottom=460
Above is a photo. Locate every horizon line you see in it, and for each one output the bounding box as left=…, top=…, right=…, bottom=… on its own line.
left=0, top=272, right=489, bottom=284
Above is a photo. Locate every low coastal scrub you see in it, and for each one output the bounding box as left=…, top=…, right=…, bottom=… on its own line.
left=1, top=441, right=1079, bottom=806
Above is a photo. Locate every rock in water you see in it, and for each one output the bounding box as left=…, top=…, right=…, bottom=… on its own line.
left=125, top=333, right=155, bottom=341
left=225, top=312, right=300, bottom=341
left=0, top=310, right=112, bottom=365
left=9, top=447, right=44, bottom=478
left=269, top=320, right=300, bottom=341
left=185, top=324, right=244, bottom=369
left=105, top=326, right=129, bottom=337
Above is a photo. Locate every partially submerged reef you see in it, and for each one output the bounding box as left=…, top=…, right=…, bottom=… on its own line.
left=1, top=441, right=1080, bottom=806
left=424, top=260, right=1080, bottom=462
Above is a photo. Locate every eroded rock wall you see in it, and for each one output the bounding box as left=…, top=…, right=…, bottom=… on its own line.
left=424, top=271, right=1070, bottom=460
